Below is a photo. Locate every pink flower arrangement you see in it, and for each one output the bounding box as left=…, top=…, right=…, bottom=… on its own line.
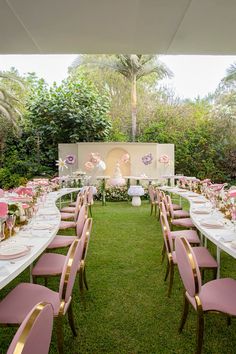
left=65, top=154, right=76, bottom=165
left=142, top=153, right=153, bottom=165
left=159, top=154, right=170, bottom=164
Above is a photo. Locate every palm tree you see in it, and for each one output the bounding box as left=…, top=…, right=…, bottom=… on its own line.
left=71, top=55, right=173, bottom=141
left=0, top=71, right=24, bottom=130
left=221, top=63, right=236, bottom=88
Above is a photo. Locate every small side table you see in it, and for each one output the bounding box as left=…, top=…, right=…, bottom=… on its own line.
left=128, top=185, right=145, bottom=207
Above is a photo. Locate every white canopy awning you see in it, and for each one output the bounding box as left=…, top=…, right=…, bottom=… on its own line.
left=1, top=0, right=236, bottom=54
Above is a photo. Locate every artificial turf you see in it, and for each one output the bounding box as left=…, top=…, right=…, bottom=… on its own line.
left=1, top=200, right=236, bottom=354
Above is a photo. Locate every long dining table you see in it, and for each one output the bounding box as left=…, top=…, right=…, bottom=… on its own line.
left=0, top=188, right=80, bottom=290
left=161, top=186, right=236, bottom=278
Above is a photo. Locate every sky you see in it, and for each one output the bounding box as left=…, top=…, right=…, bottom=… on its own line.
left=0, top=54, right=236, bottom=100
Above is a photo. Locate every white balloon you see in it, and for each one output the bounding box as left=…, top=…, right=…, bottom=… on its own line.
left=96, top=160, right=106, bottom=171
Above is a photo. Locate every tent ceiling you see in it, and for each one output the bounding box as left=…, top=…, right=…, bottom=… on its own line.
left=1, top=0, right=236, bottom=54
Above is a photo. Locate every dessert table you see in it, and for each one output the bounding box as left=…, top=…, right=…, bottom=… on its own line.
left=161, top=186, right=236, bottom=278
left=0, top=188, right=80, bottom=290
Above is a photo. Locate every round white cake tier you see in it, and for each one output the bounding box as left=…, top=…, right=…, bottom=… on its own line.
left=109, top=178, right=126, bottom=186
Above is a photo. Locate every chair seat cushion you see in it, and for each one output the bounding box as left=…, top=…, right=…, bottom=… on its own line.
left=60, top=206, right=75, bottom=213
left=0, top=283, right=60, bottom=324
left=59, top=221, right=76, bottom=230
left=32, top=253, right=66, bottom=276
left=60, top=212, right=74, bottom=220
left=172, top=203, right=182, bottom=210
left=186, top=278, right=236, bottom=315
left=170, top=229, right=200, bottom=244
left=47, top=235, right=76, bottom=249
left=172, top=218, right=195, bottom=228
left=191, top=247, right=218, bottom=268
left=173, top=246, right=217, bottom=268
left=173, top=210, right=190, bottom=218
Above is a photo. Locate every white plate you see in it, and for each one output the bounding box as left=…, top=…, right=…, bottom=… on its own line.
left=0, top=244, right=30, bottom=259
left=192, top=209, right=211, bottom=214
left=32, top=224, right=52, bottom=230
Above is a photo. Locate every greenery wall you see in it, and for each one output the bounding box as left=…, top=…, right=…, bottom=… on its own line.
left=0, top=55, right=236, bottom=189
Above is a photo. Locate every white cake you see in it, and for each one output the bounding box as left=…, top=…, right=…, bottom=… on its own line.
left=109, top=162, right=126, bottom=186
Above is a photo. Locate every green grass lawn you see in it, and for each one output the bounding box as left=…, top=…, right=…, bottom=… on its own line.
left=1, top=200, right=236, bottom=354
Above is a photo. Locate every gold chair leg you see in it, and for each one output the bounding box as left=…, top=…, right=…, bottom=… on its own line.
left=157, top=207, right=160, bottom=221
left=56, top=316, right=64, bottom=354
left=168, top=262, right=174, bottom=297
left=150, top=204, right=153, bottom=215
left=83, top=265, right=89, bottom=290
left=68, top=303, right=77, bottom=337
left=196, top=311, right=204, bottom=354
left=161, top=242, right=166, bottom=264
left=179, top=295, right=189, bottom=333
left=79, top=266, right=84, bottom=292
left=164, top=261, right=170, bottom=281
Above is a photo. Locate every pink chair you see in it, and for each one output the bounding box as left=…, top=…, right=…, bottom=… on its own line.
left=148, top=186, right=158, bottom=216
left=59, top=195, right=85, bottom=230
left=7, top=302, right=53, bottom=354
left=160, top=206, right=217, bottom=297
left=60, top=194, right=83, bottom=221
left=33, top=218, right=93, bottom=292
left=166, top=194, right=190, bottom=218
left=160, top=190, right=182, bottom=211
left=86, top=187, right=94, bottom=217
left=48, top=204, right=88, bottom=250
left=0, top=239, right=82, bottom=354
left=60, top=191, right=82, bottom=213
left=0, top=202, right=8, bottom=218
left=175, top=237, right=236, bottom=354
left=163, top=193, right=195, bottom=229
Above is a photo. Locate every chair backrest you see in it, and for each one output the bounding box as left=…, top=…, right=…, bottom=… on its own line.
left=175, top=237, right=202, bottom=297
left=86, top=186, right=94, bottom=205
left=160, top=202, right=173, bottom=254
left=73, top=194, right=83, bottom=222
left=148, top=185, right=156, bottom=203
left=0, top=202, right=8, bottom=218
left=59, top=239, right=83, bottom=304
left=80, top=218, right=93, bottom=262
left=76, top=204, right=88, bottom=238
left=166, top=195, right=174, bottom=219
left=7, top=302, right=53, bottom=354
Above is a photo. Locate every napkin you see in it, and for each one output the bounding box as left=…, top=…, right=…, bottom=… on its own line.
left=215, top=232, right=236, bottom=242
left=200, top=220, right=224, bottom=229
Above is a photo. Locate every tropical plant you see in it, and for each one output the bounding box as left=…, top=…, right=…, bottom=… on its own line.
left=25, top=73, right=111, bottom=170
left=71, top=54, right=173, bottom=141
left=0, top=70, right=24, bottom=129
left=221, top=63, right=236, bottom=87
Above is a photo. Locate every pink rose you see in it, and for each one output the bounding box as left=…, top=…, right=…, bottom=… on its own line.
left=84, top=161, right=94, bottom=171
left=159, top=154, right=170, bottom=164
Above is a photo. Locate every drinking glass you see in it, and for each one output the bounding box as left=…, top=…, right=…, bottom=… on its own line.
left=6, top=215, right=16, bottom=237
left=0, top=221, right=5, bottom=241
